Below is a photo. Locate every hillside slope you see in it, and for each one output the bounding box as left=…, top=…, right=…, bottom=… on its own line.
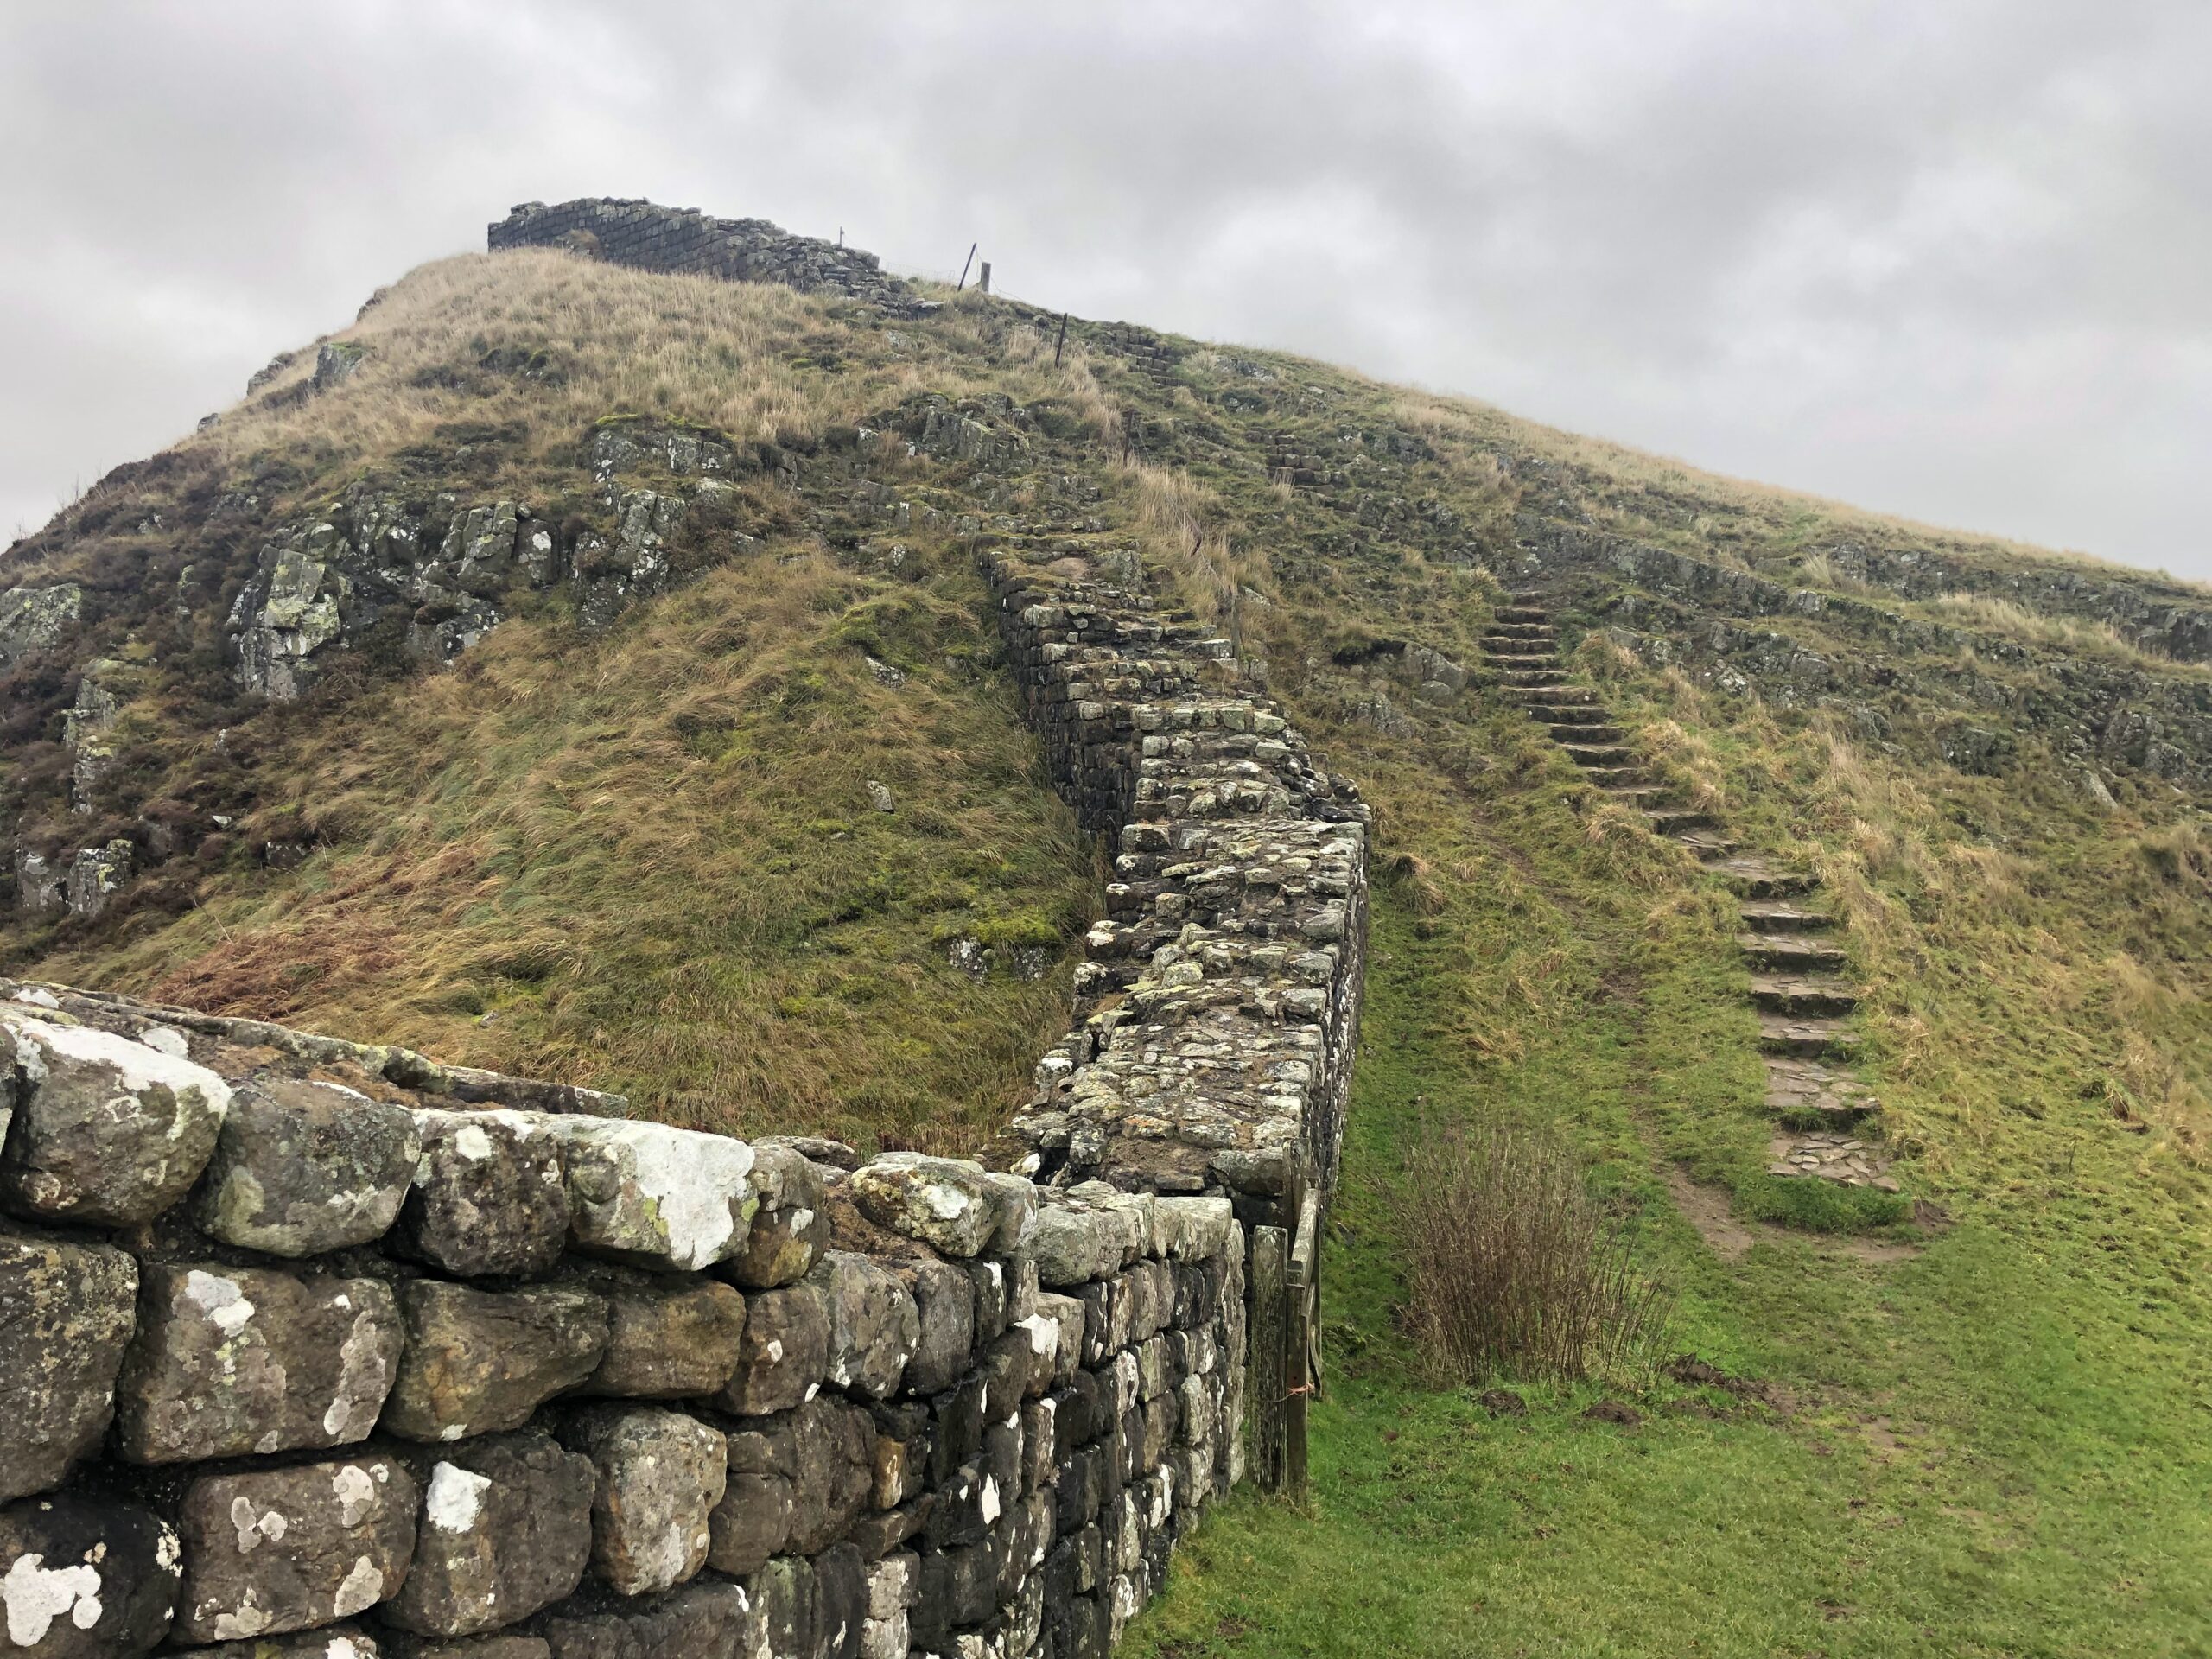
left=5, top=209, right=2209, bottom=1653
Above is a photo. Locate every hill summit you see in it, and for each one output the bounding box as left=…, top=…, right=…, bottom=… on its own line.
left=3, top=196, right=2210, bottom=1654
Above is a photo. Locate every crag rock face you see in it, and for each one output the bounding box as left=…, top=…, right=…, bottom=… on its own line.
left=220, top=426, right=732, bottom=702
left=1516, top=515, right=2212, bottom=791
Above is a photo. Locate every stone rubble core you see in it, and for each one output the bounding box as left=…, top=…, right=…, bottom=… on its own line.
left=488, top=199, right=940, bottom=320
left=979, top=549, right=1372, bottom=1235
left=0, top=982, right=1247, bottom=1658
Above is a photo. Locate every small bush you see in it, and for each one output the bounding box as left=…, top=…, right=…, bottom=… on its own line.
left=1400, top=1120, right=1672, bottom=1385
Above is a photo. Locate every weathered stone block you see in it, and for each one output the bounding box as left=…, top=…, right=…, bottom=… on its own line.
left=714, top=1281, right=829, bottom=1417
left=810, top=1541, right=866, bottom=1659
left=557, top=1406, right=724, bottom=1596
left=382, top=1431, right=594, bottom=1637
left=174, top=1455, right=417, bottom=1644
left=564, top=1268, right=745, bottom=1400
left=384, top=1282, right=607, bottom=1444
left=702, top=1426, right=790, bottom=1578
left=547, top=1119, right=755, bottom=1272
left=536, top=1580, right=759, bottom=1659
left=1032, top=1292, right=1088, bottom=1390
left=721, top=1144, right=828, bottom=1289
left=780, top=1397, right=874, bottom=1555
left=0, top=1494, right=181, bottom=1657
left=197, top=1077, right=420, bottom=1256
left=377, top=1638, right=549, bottom=1659
left=867, top=1402, right=931, bottom=1510
left=396, top=1110, right=569, bottom=1278
left=847, top=1154, right=1001, bottom=1256
left=0, top=1012, right=232, bottom=1226
left=192, top=1625, right=388, bottom=1656
left=745, top=1555, right=811, bottom=1659
left=807, top=1252, right=918, bottom=1400
left=0, top=1230, right=137, bottom=1502
left=115, top=1265, right=400, bottom=1464
left=896, top=1256, right=974, bottom=1397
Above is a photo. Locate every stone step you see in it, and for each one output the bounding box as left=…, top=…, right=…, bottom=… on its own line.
left=1671, top=828, right=1738, bottom=855
left=1530, top=703, right=1612, bottom=725
left=1751, top=974, right=1859, bottom=1016
left=1758, top=1013, right=1859, bottom=1058
left=1578, top=765, right=1646, bottom=787
left=1767, top=1128, right=1898, bottom=1191
left=1544, top=722, right=1624, bottom=746
left=1498, top=669, right=1567, bottom=685
left=1705, top=857, right=1815, bottom=898
left=1488, top=622, right=1555, bottom=639
left=1738, top=901, right=1836, bottom=933
left=1764, top=1056, right=1878, bottom=1123
left=1494, top=607, right=1548, bottom=625
left=1739, top=933, right=1847, bottom=970
left=1603, top=785, right=1668, bottom=806
left=1501, top=685, right=1595, bottom=704
left=1561, top=743, right=1637, bottom=766
left=1481, top=639, right=1557, bottom=658
left=1644, top=809, right=1718, bottom=836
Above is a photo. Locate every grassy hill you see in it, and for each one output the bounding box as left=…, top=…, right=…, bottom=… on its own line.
left=5, top=239, right=2209, bottom=1653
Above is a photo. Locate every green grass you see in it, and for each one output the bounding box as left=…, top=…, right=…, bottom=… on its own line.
left=1128, top=790, right=2212, bottom=1657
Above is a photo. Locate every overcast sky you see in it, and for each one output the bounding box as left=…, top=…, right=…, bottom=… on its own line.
left=4, top=2, right=2208, bottom=578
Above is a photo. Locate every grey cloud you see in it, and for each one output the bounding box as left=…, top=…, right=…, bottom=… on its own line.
left=3, top=1, right=2207, bottom=576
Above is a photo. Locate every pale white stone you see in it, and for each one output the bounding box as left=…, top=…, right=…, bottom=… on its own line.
left=425, top=1462, right=491, bottom=1533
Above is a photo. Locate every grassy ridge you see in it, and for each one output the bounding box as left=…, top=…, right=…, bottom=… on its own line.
left=8, top=245, right=2212, bottom=1652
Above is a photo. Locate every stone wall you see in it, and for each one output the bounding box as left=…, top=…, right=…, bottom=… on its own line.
left=488, top=201, right=937, bottom=319
left=978, top=550, right=1371, bottom=1233
left=0, top=981, right=1244, bottom=1658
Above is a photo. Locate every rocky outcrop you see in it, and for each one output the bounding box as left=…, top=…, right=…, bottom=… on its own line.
left=489, top=199, right=938, bottom=319
left=0, top=982, right=1246, bottom=1659
left=0, top=583, right=81, bottom=673
left=224, top=423, right=745, bottom=699
left=1516, top=513, right=2212, bottom=789
left=225, top=491, right=542, bottom=699
left=60, top=661, right=120, bottom=812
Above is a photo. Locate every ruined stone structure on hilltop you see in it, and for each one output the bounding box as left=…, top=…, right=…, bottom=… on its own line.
left=489, top=199, right=939, bottom=319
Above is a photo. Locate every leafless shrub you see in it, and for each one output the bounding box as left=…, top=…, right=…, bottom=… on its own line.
left=1401, top=1120, right=1672, bottom=1385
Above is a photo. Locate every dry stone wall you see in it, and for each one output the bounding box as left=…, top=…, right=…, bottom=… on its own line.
left=978, top=550, right=1371, bottom=1234
left=0, top=981, right=1245, bottom=1658
left=488, top=201, right=936, bottom=319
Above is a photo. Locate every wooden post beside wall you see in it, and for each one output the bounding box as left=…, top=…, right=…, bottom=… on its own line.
left=1285, top=1188, right=1323, bottom=1498
left=1251, top=1224, right=1289, bottom=1491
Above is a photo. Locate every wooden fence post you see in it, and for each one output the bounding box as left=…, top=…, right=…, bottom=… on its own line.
left=1251, top=1224, right=1289, bottom=1491
left=957, top=242, right=976, bottom=290
left=1286, top=1187, right=1322, bottom=1498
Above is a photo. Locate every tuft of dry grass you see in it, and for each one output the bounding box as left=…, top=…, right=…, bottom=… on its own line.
left=1932, top=592, right=2175, bottom=669
left=1400, top=1119, right=1673, bottom=1386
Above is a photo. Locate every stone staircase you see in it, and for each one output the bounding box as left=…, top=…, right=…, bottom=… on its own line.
left=1484, top=594, right=1897, bottom=1194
